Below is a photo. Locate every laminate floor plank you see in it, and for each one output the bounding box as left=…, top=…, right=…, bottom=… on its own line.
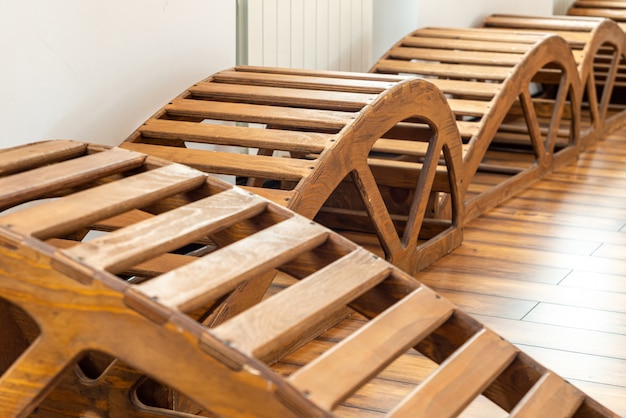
left=520, top=346, right=626, bottom=410
left=592, top=243, right=626, bottom=260
left=421, top=271, right=626, bottom=314
left=475, top=315, right=626, bottom=361
left=467, top=217, right=626, bottom=247
left=449, top=241, right=626, bottom=277
left=462, top=226, right=602, bottom=255
left=523, top=303, right=626, bottom=335
left=560, top=270, right=626, bottom=293
left=435, top=289, right=537, bottom=320
left=423, top=253, right=571, bottom=284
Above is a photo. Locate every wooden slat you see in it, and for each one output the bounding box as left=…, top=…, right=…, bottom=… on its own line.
left=235, top=65, right=407, bottom=82
left=121, top=142, right=315, bottom=181
left=569, top=7, right=626, bottom=20
left=388, top=328, right=519, bottom=417
left=572, top=0, right=626, bottom=9
left=412, top=28, right=547, bottom=44
left=402, top=36, right=534, bottom=54
left=425, top=79, right=501, bottom=99
left=137, top=216, right=330, bottom=312
left=288, top=287, right=455, bottom=409
left=165, top=98, right=354, bottom=131
left=376, top=64, right=511, bottom=97
left=446, top=99, right=491, bottom=117
left=0, top=164, right=206, bottom=239
left=483, top=14, right=602, bottom=32
left=47, top=238, right=195, bottom=278
left=0, top=140, right=87, bottom=176
left=371, top=139, right=430, bottom=156
left=387, top=47, right=524, bottom=67
left=212, top=249, right=391, bottom=361
left=211, top=70, right=399, bottom=94
left=510, top=372, right=585, bottom=418
left=0, top=148, right=146, bottom=210
left=62, top=188, right=267, bottom=273
left=138, top=119, right=333, bottom=154
left=483, top=29, right=591, bottom=48
left=190, top=82, right=376, bottom=111
left=367, top=158, right=451, bottom=193
left=91, top=209, right=154, bottom=231
left=373, top=59, right=513, bottom=81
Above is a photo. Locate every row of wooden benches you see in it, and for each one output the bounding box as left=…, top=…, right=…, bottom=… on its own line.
left=1, top=7, right=625, bottom=418
left=121, top=12, right=626, bottom=274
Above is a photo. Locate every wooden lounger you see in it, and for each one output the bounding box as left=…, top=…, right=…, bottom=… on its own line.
left=482, top=14, right=626, bottom=145
left=370, top=27, right=581, bottom=221
left=122, top=72, right=464, bottom=274
left=0, top=140, right=619, bottom=417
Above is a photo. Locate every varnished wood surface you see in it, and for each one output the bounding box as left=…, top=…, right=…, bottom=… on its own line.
left=268, top=124, right=626, bottom=417
left=0, top=140, right=619, bottom=417
left=370, top=27, right=582, bottom=221
left=415, top=125, right=626, bottom=416
left=122, top=68, right=465, bottom=274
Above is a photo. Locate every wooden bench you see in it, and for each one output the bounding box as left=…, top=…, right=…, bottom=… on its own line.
left=0, top=140, right=619, bottom=417
left=482, top=14, right=626, bottom=145
left=370, top=27, right=581, bottom=221
left=122, top=71, right=464, bottom=274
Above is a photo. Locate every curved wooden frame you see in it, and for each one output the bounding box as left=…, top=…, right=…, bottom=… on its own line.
left=122, top=71, right=464, bottom=274
left=0, top=141, right=618, bottom=417
left=370, top=27, right=582, bottom=220
left=482, top=14, right=626, bottom=145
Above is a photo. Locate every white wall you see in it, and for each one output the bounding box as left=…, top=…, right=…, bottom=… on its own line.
left=416, top=0, right=553, bottom=28
left=372, top=0, right=419, bottom=65
left=0, top=0, right=236, bottom=148
left=372, top=0, right=555, bottom=66
left=554, top=0, right=576, bottom=14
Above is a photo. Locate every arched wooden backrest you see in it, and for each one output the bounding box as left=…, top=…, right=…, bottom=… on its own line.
left=370, top=27, right=582, bottom=220
left=0, top=140, right=619, bottom=417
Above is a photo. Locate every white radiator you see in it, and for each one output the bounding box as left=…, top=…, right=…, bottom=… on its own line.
left=243, top=0, right=373, bottom=72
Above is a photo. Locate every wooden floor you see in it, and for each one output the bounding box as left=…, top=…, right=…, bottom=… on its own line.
left=272, top=125, right=626, bottom=417
left=417, top=126, right=626, bottom=416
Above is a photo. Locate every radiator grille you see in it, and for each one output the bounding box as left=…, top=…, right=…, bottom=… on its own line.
left=245, top=0, right=373, bottom=72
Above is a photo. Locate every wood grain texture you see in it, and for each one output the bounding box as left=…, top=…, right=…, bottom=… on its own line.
left=0, top=147, right=146, bottom=210
left=138, top=216, right=330, bottom=312
left=0, top=139, right=621, bottom=417
left=289, top=287, right=453, bottom=409
left=416, top=124, right=626, bottom=416
left=0, top=163, right=206, bottom=239
left=122, top=68, right=464, bottom=274
left=509, top=372, right=585, bottom=418
left=388, top=329, right=519, bottom=417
